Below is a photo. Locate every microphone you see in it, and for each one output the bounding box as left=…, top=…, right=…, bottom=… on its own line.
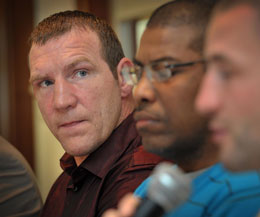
left=133, top=162, right=191, bottom=217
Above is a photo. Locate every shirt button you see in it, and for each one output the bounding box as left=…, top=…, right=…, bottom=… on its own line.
left=79, top=168, right=85, bottom=173
left=73, top=186, right=78, bottom=192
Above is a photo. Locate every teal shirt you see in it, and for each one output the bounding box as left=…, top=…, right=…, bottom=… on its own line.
left=134, top=163, right=260, bottom=217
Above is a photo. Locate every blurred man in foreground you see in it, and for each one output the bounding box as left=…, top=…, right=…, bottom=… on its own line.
left=0, top=136, right=42, bottom=216
left=196, top=0, right=260, bottom=172
left=104, top=1, right=260, bottom=217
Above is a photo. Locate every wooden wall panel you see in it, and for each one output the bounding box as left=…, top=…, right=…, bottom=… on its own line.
left=77, top=0, right=110, bottom=23
left=0, top=0, right=34, bottom=169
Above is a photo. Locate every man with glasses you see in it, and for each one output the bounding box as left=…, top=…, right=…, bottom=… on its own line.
left=104, top=1, right=260, bottom=217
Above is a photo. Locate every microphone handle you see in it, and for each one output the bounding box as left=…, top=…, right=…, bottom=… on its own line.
left=133, top=198, right=165, bottom=217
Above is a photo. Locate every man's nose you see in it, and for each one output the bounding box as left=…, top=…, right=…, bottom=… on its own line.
left=196, top=71, right=222, bottom=117
left=133, top=71, right=156, bottom=106
left=53, top=78, right=77, bottom=111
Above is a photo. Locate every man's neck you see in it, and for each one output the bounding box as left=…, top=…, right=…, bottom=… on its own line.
left=179, top=142, right=219, bottom=173
left=74, top=155, right=88, bottom=166
left=117, top=98, right=135, bottom=128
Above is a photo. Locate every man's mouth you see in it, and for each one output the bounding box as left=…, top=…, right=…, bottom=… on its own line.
left=209, top=125, right=227, bottom=145
left=134, top=112, right=165, bottom=133
left=59, top=120, right=86, bottom=128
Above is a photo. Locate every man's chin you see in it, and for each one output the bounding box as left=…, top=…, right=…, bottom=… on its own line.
left=220, top=147, right=254, bottom=172
left=61, top=141, right=91, bottom=156
left=221, top=157, right=244, bottom=172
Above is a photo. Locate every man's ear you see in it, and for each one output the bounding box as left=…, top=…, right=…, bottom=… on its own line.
left=116, top=57, right=134, bottom=98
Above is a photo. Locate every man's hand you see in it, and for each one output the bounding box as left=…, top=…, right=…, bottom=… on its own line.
left=102, top=193, right=140, bottom=217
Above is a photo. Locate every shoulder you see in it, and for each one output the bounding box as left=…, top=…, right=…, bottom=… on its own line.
left=0, top=136, right=43, bottom=216
left=0, top=136, right=33, bottom=175
left=204, top=164, right=260, bottom=196
left=106, top=145, right=164, bottom=183
left=190, top=164, right=260, bottom=217
left=129, top=145, right=164, bottom=169
left=134, top=176, right=152, bottom=198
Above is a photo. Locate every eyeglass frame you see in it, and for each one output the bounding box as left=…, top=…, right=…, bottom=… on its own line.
left=121, top=59, right=205, bottom=86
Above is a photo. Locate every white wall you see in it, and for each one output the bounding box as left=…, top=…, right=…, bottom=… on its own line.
left=111, top=0, right=170, bottom=59
left=111, top=0, right=170, bottom=25
left=34, top=0, right=76, bottom=24
left=33, top=0, right=76, bottom=201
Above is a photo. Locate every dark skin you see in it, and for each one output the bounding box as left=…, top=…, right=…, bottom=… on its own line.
left=134, top=26, right=219, bottom=172
left=103, top=25, right=220, bottom=217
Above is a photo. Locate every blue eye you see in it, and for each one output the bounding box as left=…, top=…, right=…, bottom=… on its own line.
left=40, top=80, right=53, bottom=87
left=76, top=70, right=88, bottom=78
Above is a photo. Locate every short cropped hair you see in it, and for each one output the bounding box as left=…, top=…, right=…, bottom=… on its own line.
left=29, top=10, right=124, bottom=79
left=147, top=0, right=218, bottom=53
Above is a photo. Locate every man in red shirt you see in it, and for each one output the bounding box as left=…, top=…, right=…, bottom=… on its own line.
left=29, top=11, right=162, bottom=217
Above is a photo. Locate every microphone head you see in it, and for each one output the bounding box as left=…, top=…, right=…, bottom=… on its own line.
left=147, top=162, right=191, bottom=212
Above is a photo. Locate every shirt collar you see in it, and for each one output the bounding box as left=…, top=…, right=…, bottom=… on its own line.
left=60, top=112, right=138, bottom=179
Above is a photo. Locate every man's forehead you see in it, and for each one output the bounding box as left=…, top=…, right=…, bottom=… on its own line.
left=142, top=26, right=198, bottom=45
left=206, top=5, right=259, bottom=58
left=137, top=26, right=199, bottom=63
left=29, top=28, right=101, bottom=57
left=210, top=4, right=258, bottom=37
left=30, top=27, right=98, bottom=50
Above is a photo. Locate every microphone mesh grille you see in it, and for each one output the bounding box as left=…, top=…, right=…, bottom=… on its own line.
left=147, top=162, right=191, bottom=212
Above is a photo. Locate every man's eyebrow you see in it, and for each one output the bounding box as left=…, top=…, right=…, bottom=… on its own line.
left=206, top=54, right=230, bottom=65
left=133, top=56, right=180, bottom=66
left=29, top=73, right=50, bottom=84
left=29, top=68, right=42, bottom=84
left=64, top=57, right=91, bottom=71
left=29, top=57, right=92, bottom=84
left=150, top=56, right=180, bottom=64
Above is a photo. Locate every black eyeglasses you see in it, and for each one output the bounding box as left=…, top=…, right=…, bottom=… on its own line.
left=122, top=59, right=205, bottom=85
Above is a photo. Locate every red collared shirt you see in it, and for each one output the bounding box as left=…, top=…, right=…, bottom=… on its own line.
left=41, top=113, right=163, bottom=217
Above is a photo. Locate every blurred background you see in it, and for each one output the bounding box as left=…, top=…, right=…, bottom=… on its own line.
left=0, top=0, right=169, bottom=200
